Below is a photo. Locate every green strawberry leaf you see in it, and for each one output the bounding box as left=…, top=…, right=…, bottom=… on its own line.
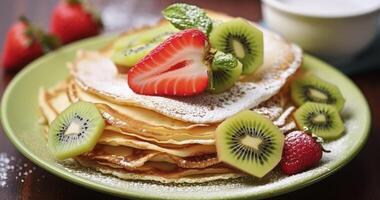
left=22, top=17, right=61, bottom=52
left=66, top=0, right=83, bottom=5
left=162, top=3, right=212, bottom=35
left=39, top=34, right=61, bottom=53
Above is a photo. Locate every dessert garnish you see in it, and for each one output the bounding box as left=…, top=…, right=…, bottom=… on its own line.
left=280, top=131, right=325, bottom=175
left=127, top=28, right=210, bottom=96
left=162, top=3, right=213, bottom=35
left=215, top=110, right=284, bottom=178
left=293, top=102, right=345, bottom=140
left=38, top=3, right=349, bottom=184
left=207, top=51, right=242, bottom=94
left=119, top=3, right=264, bottom=96
left=209, top=18, right=263, bottom=75
left=291, top=74, right=345, bottom=111
left=47, top=101, right=105, bottom=160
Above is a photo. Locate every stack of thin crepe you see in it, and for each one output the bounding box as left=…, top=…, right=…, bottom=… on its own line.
left=39, top=12, right=302, bottom=183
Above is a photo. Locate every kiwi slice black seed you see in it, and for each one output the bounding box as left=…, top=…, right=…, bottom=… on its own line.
left=209, top=18, right=263, bottom=75
left=112, top=42, right=159, bottom=67
left=293, top=102, right=345, bottom=140
left=291, top=75, right=345, bottom=111
left=112, top=24, right=178, bottom=68
left=112, top=23, right=178, bottom=51
left=148, top=31, right=175, bottom=44
left=47, top=101, right=105, bottom=160
left=215, top=110, right=284, bottom=178
left=207, top=51, right=242, bottom=94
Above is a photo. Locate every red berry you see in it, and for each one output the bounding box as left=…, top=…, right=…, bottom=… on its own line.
left=1, top=19, right=43, bottom=70
left=50, top=0, right=102, bottom=44
left=128, top=28, right=209, bottom=96
left=280, top=131, right=323, bottom=175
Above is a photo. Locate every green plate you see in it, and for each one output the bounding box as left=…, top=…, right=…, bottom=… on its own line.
left=1, top=35, right=371, bottom=200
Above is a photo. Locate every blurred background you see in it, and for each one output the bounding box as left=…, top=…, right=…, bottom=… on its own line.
left=0, top=0, right=261, bottom=49
left=1, top=0, right=379, bottom=73
left=0, top=0, right=379, bottom=199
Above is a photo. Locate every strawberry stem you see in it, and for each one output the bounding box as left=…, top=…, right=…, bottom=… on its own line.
left=322, top=147, right=331, bottom=153
left=66, top=0, right=82, bottom=5
left=302, top=127, right=331, bottom=153
left=39, top=34, right=61, bottom=53
left=302, top=126, right=311, bottom=133
left=20, top=17, right=61, bottom=51
left=19, top=16, right=30, bottom=25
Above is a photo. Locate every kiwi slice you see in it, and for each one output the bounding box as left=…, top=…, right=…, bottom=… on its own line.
left=112, top=42, right=159, bottom=67
left=291, top=75, right=345, bottom=111
left=208, top=51, right=242, bottom=94
left=112, top=23, right=178, bottom=51
left=209, top=18, right=263, bottom=75
left=47, top=101, right=105, bottom=160
left=112, top=27, right=176, bottom=68
left=215, top=110, right=284, bottom=178
left=293, top=102, right=345, bottom=140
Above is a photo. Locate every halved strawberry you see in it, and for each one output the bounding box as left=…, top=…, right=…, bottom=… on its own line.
left=127, top=28, right=209, bottom=96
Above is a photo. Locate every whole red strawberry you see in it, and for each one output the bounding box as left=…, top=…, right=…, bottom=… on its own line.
left=128, top=28, right=209, bottom=96
left=280, top=131, right=323, bottom=175
left=1, top=17, right=59, bottom=71
left=50, top=0, right=102, bottom=44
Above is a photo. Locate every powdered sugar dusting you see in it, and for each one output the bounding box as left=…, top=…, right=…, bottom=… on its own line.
left=0, top=153, right=14, bottom=188
left=53, top=103, right=365, bottom=198
left=56, top=122, right=355, bottom=198
left=0, top=153, right=38, bottom=188
left=53, top=58, right=368, bottom=199
left=71, top=35, right=302, bottom=124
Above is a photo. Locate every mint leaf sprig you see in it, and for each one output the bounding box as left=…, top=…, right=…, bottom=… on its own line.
left=162, top=3, right=213, bottom=35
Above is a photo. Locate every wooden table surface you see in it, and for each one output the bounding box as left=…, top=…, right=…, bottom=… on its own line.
left=1, top=0, right=379, bottom=199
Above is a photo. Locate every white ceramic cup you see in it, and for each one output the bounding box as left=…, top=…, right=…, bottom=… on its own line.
left=262, top=0, right=380, bottom=62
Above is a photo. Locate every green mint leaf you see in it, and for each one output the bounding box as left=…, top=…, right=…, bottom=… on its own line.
left=212, top=51, right=239, bottom=70
left=162, top=3, right=212, bottom=35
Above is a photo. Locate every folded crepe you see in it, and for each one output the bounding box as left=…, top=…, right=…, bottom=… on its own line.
left=39, top=11, right=300, bottom=183
left=69, top=12, right=302, bottom=124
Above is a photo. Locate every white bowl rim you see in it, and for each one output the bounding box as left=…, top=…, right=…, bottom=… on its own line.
left=263, top=0, right=380, bottom=18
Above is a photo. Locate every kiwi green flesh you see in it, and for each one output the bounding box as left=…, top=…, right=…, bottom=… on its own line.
left=209, top=18, right=263, bottom=75
left=215, top=110, right=284, bottom=178
left=208, top=51, right=243, bottom=94
left=291, top=75, right=345, bottom=111
left=293, top=102, right=345, bottom=140
left=112, top=23, right=179, bottom=51
left=112, top=42, right=158, bottom=67
left=47, top=101, right=105, bottom=160
left=111, top=24, right=178, bottom=67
